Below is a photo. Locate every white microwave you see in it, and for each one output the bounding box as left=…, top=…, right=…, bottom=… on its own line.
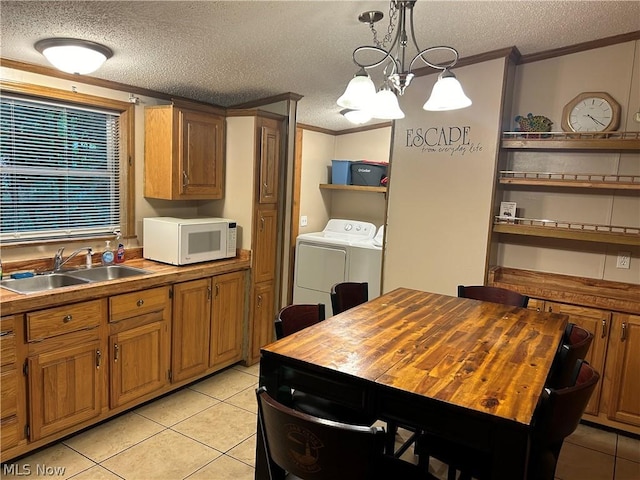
left=143, top=217, right=237, bottom=265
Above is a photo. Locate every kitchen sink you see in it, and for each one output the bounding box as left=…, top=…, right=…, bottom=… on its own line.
left=0, top=265, right=151, bottom=294
left=0, top=273, right=91, bottom=294
left=66, top=265, right=150, bottom=282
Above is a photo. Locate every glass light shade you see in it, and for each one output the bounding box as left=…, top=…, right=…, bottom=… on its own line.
left=337, top=71, right=377, bottom=110
left=35, top=38, right=113, bottom=75
left=341, top=109, right=372, bottom=125
left=369, top=88, right=405, bottom=120
left=423, top=71, right=472, bottom=111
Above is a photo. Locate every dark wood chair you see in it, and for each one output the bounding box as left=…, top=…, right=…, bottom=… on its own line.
left=274, top=303, right=376, bottom=426
left=416, top=360, right=600, bottom=480
left=275, top=303, right=325, bottom=340
left=331, top=281, right=369, bottom=314
left=457, top=284, right=529, bottom=308
left=547, top=323, right=594, bottom=389
left=257, top=387, right=434, bottom=480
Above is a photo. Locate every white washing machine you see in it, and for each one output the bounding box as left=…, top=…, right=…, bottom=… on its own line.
left=293, top=219, right=383, bottom=316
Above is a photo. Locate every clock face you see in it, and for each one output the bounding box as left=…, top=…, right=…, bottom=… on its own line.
left=568, top=97, right=614, bottom=132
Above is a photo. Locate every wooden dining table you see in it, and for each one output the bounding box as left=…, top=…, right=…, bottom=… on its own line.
left=256, top=288, right=568, bottom=479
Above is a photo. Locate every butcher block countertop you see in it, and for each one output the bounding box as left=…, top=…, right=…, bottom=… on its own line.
left=0, top=250, right=251, bottom=315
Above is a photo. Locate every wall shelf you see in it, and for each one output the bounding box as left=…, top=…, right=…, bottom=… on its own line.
left=493, top=217, right=640, bottom=246
left=501, top=131, right=640, bottom=151
left=319, top=184, right=386, bottom=193
left=499, top=171, right=640, bottom=190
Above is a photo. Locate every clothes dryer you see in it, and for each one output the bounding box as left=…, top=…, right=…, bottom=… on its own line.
left=293, top=219, right=382, bottom=316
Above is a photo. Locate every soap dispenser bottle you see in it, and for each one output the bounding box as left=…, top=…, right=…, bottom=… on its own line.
left=102, top=240, right=115, bottom=265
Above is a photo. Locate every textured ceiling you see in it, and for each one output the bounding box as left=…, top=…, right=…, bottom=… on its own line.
left=1, top=1, right=639, bottom=131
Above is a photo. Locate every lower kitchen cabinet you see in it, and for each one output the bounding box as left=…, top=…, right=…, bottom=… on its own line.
left=25, top=299, right=107, bottom=441
left=249, top=280, right=275, bottom=364
left=28, top=340, right=103, bottom=441
left=606, top=313, right=640, bottom=426
left=109, top=321, right=169, bottom=408
left=172, top=278, right=211, bottom=382
left=173, top=271, right=246, bottom=381
left=0, top=263, right=250, bottom=463
left=108, top=286, right=171, bottom=408
left=544, top=302, right=611, bottom=415
left=1, top=315, right=23, bottom=449
left=210, top=271, right=245, bottom=369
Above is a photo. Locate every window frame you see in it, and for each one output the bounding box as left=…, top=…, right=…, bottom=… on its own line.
left=0, top=80, right=135, bottom=246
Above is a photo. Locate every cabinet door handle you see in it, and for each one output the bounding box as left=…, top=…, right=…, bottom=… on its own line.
left=182, top=171, right=188, bottom=188
left=621, top=322, right=627, bottom=342
left=260, top=216, right=265, bottom=232
left=207, top=286, right=212, bottom=301
left=114, top=344, right=119, bottom=361
left=257, top=294, right=262, bottom=308
left=137, top=299, right=144, bottom=307
left=96, top=349, right=102, bottom=368
left=215, top=284, right=220, bottom=297
left=601, top=319, right=607, bottom=338
left=63, top=314, right=73, bottom=323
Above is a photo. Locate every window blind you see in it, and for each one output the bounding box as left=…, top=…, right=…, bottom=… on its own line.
left=0, top=95, right=121, bottom=243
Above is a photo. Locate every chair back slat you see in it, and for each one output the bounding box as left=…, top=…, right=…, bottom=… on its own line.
left=457, top=285, right=529, bottom=308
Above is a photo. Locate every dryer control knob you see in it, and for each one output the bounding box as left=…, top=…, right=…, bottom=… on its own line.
left=344, top=224, right=353, bottom=231
left=355, top=225, right=361, bottom=231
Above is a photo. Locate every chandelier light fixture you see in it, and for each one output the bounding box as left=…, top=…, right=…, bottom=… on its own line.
left=35, top=38, right=113, bottom=75
left=337, top=0, right=471, bottom=123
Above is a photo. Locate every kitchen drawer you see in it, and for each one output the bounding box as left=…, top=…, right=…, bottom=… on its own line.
left=1, top=369, right=17, bottom=418
left=1, top=415, right=19, bottom=450
left=109, top=286, right=170, bottom=323
left=0, top=321, right=16, bottom=367
left=26, top=300, right=105, bottom=342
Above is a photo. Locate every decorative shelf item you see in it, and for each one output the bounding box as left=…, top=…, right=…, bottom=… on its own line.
left=493, top=216, right=640, bottom=246
left=319, top=184, right=386, bottom=193
left=499, top=171, right=640, bottom=190
left=501, top=131, right=640, bottom=150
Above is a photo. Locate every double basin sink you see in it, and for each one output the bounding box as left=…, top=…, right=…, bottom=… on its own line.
left=0, top=265, right=151, bottom=295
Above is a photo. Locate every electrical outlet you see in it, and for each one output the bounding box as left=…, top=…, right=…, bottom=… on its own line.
left=300, top=215, right=308, bottom=227
left=616, top=251, right=631, bottom=269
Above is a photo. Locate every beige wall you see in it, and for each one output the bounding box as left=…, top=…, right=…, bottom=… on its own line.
left=298, top=130, right=334, bottom=234
left=383, top=58, right=508, bottom=296
left=200, top=116, right=256, bottom=250
left=499, top=40, right=640, bottom=284
left=298, top=127, right=392, bottom=233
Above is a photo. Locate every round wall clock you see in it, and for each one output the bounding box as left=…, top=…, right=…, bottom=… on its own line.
left=561, top=92, right=621, bottom=133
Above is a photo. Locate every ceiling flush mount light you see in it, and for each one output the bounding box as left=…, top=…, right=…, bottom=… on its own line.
left=337, top=0, right=471, bottom=119
left=35, top=38, right=113, bottom=75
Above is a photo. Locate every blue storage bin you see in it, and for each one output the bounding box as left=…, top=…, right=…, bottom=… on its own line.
left=331, top=160, right=351, bottom=185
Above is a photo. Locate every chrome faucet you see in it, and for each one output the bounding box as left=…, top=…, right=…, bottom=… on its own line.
left=53, top=247, right=93, bottom=271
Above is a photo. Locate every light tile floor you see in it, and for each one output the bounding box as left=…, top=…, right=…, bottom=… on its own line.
left=2, top=363, right=638, bottom=480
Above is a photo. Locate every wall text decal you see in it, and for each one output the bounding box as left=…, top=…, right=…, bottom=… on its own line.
left=404, top=126, right=483, bottom=156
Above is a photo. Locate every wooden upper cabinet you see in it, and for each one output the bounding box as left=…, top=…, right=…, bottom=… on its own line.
left=258, top=117, right=281, bottom=204
left=144, top=103, right=225, bottom=200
